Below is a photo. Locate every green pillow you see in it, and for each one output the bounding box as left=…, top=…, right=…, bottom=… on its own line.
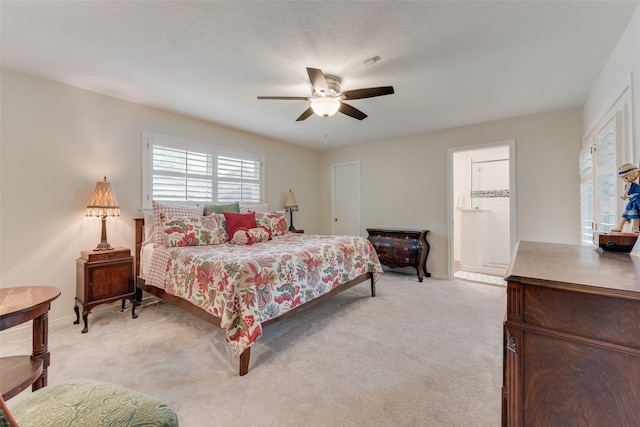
left=204, top=201, right=240, bottom=215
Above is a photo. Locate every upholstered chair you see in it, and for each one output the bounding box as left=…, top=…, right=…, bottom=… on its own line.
left=0, top=379, right=178, bottom=426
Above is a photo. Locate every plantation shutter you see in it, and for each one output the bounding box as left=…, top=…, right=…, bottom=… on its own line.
left=216, top=154, right=262, bottom=203
left=143, top=133, right=264, bottom=207
left=152, top=145, right=213, bottom=203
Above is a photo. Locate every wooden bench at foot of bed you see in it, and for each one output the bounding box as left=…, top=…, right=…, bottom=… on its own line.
left=136, top=272, right=375, bottom=375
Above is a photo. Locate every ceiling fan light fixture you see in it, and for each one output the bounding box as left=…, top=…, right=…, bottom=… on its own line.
left=258, top=67, right=393, bottom=121
left=310, top=97, right=340, bottom=118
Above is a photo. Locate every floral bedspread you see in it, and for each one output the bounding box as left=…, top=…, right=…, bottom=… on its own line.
left=146, top=233, right=383, bottom=355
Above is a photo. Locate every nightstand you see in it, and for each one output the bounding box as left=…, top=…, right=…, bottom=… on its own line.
left=74, top=247, right=137, bottom=333
left=293, top=229, right=304, bottom=234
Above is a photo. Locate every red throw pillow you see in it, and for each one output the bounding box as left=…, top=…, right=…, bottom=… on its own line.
left=223, top=212, right=257, bottom=239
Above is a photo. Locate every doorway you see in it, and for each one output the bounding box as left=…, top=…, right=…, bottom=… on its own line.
left=331, top=161, right=361, bottom=236
left=448, top=141, right=516, bottom=283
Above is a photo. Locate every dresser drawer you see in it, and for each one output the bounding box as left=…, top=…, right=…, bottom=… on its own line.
left=371, top=241, right=417, bottom=266
left=377, top=251, right=418, bottom=268
left=368, top=231, right=422, bottom=241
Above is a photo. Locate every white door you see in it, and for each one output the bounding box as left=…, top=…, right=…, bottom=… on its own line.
left=331, top=161, right=360, bottom=236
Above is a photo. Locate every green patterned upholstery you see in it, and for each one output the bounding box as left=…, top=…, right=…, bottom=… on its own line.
left=8, top=379, right=178, bottom=427
left=0, top=410, right=10, bottom=427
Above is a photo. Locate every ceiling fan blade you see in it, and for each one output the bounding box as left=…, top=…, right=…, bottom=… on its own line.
left=340, top=86, right=394, bottom=100
left=339, top=102, right=367, bottom=120
left=306, top=67, right=329, bottom=94
left=296, top=107, right=314, bottom=121
left=257, top=96, right=310, bottom=100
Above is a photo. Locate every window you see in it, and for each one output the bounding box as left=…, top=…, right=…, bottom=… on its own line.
left=580, top=83, right=634, bottom=244
left=151, top=144, right=214, bottom=203
left=594, top=121, right=618, bottom=234
left=141, top=132, right=263, bottom=208
left=579, top=147, right=593, bottom=245
left=216, top=154, right=262, bottom=203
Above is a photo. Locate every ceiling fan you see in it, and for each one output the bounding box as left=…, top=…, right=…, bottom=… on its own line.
left=257, top=67, right=394, bottom=121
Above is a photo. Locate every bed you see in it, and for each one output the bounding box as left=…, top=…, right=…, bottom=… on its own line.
left=134, top=204, right=383, bottom=376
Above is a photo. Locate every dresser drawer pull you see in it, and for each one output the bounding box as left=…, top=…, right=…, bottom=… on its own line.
left=506, top=334, right=517, bottom=353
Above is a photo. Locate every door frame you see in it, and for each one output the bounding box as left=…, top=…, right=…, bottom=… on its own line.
left=447, top=140, right=517, bottom=280
left=331, top=161, right=361, bottom=235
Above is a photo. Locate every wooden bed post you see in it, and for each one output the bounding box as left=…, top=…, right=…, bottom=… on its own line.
left=370, top=273, right=376, bottom=297
left=239, top=348, right=250, bottom=376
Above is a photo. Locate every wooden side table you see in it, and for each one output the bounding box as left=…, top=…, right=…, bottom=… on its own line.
left=0, top=286, right=61, bottom=400
left=74, top=247, right=137, bottom=333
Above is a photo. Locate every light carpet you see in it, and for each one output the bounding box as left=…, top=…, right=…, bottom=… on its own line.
left=2, top=272, right=505, bottom=426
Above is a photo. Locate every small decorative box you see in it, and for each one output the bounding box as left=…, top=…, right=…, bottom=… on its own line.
left=598, top=232, right=639, bottom=253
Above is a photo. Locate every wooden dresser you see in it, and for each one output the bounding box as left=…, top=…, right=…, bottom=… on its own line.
left=366, top=228, right=430, bottom=282
left=502, top=241, right=640, bottom=426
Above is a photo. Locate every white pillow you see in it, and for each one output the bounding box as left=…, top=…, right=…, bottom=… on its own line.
left=239, top=202, right=270, bottom=213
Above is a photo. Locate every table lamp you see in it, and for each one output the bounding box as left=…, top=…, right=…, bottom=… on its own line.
left=86, top=176, right=120, bottom=251
left=284, top=189, right=299, bottom=232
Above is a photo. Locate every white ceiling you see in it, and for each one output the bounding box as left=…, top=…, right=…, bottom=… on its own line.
left=1, top=1, right=638, bottom=150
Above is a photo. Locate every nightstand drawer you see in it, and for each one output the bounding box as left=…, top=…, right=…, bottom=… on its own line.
left=81, top=248, right=130, bottom=261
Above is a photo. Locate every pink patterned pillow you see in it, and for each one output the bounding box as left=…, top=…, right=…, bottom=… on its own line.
left=229, top=227, right=271, bottom=245
left=152, top=201, right=203, bottom=247
left=162, top=215, right=228, bottom=247
left=255, top=211, right=288, bottom=236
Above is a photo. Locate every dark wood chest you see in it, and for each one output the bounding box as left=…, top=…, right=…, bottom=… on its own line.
left=366, top=228, right=430, bottom=282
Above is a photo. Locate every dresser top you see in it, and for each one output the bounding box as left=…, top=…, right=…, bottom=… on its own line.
left=366, top=228, right=429, bottom=234
left=507, top=241, right=640, bottom=297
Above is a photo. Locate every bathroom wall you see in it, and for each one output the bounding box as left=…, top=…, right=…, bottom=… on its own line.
left=453, top=145, right=510, bottom=275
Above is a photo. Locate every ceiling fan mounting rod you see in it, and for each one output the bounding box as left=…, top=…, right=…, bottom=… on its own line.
left=319, top=74, right=341, bottom=97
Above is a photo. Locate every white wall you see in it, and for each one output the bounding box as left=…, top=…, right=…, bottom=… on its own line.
left=0, top=68, right=321, bottom=325
left=319, top=108, right=583, bottom=278
left=0, top=65, right=589, bottom=322
left=584, top=4, right=640, bottom=161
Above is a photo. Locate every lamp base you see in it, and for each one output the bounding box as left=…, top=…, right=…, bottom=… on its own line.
left=94, top=241, right=114, bottom=251
left=94, top=216, right=114, bottom=251
left=288, top=210, right=296, bottom=232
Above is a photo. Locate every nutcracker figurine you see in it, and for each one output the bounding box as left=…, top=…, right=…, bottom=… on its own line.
left=611, top=163, right=640, bottom=233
